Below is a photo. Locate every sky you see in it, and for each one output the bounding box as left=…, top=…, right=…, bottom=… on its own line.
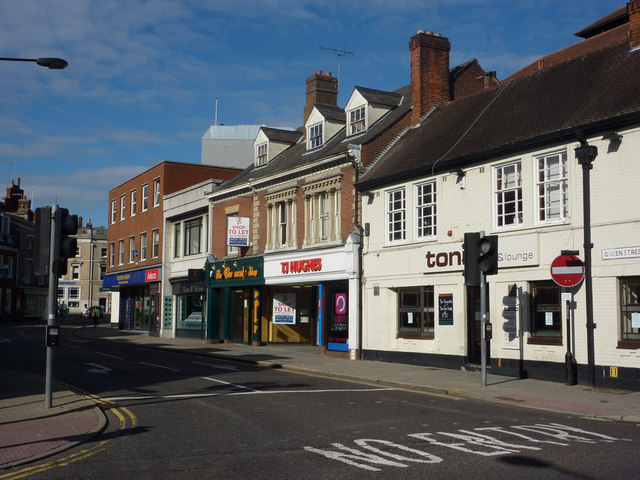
left=0, top=0, right=624, bottom=228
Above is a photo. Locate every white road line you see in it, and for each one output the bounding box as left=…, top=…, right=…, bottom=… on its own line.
left=95, top=351, right=125, bottom=360
left=191, top=361, right=238, bottom=371
left=202, top=376, right=258, bottom=391
left=103, top=387, right=395, bottom=402
left=139, top=361, right=180, bottom=372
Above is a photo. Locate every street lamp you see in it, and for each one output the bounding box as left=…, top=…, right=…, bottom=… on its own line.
left=0, top=57, right=68, bottom=69
left=86, top=220, right=94, bottom=311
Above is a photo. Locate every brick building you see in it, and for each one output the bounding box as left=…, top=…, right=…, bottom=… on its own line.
left=203, top=34, right=497, bottom=357
left=103, top=161, right=241, bottom=332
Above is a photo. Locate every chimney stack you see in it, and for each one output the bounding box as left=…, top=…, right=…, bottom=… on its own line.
left=303, top=70, right=338, bottom=130
left=629, top=0, right=640, bottom=48
left=410, top=30, right=451, bottom=125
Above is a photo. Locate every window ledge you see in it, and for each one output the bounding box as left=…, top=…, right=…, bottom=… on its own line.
left=527, top=336, right=562, bottom=346
left=617, top=340, right=640, bottom=349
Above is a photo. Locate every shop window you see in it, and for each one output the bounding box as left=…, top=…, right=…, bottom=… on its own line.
left=619, top=277, right=640, bottom=349
left=397, top=286, right=434, bottom=339
left=528, top=281, right=562, bottom=345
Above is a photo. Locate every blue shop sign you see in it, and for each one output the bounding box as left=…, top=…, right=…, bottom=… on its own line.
left=103, top=267, right=161, bottom=288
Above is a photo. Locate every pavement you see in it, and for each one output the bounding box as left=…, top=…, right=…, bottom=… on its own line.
left=2, top=323, right=640, bottom=470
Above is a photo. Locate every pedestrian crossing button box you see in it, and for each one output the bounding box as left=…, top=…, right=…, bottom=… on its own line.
left=47, top=325, right=60, bottom=347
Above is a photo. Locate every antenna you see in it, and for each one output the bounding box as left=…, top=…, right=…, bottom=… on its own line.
left=319, top=47, right=354, bottom=93
left=2, top=161, right=14, bottom=185
left=215, top=97, right=219, bottom=126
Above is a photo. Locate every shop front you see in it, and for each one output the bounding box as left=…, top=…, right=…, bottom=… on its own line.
left=205, top=256, right=265, bottom=343
left=103, top=267, right=162, bottom=334
left=263, top=239, right=360, bottom=355
left=171, top=271, right=207, bottom=339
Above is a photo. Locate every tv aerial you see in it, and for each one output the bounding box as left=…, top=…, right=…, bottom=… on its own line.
left=319, top=47, right=354, bottom=92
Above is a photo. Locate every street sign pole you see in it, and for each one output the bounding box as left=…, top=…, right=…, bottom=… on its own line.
left=564, top=290, right=577, bottom=385
left=45, top=204, right=58, bottom=408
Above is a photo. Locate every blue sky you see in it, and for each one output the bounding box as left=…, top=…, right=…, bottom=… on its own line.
left=0, top=0, right=623, bottom=227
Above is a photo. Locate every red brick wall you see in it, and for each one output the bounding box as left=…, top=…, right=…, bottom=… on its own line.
left=107, top=162, right=241, bottom=274
left=451, top=62, right=500, bottom=100
left=630, top=0, right=640, bottom=48
left=211, top=194, right=255, bottom=259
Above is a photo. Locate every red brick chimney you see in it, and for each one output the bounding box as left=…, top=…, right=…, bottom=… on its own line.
left=629, top=0, right=640, bottom=48
left=410, top=31, right=451, bottom=124
left=303, top=70, right=338, bottom=130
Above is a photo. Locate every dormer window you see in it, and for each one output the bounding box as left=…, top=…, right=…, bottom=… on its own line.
left=256, top=142, right=267, bottom=166
left=308, top=122, right=323, bottom=149
left=349, top=106, right=366, bottom=135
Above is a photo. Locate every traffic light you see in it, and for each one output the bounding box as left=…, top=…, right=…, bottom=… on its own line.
left=478, top=235, right=499, bottom=276
left=54, top=208, right=78, bottom=276
left=34, top=206, right=52, bottom=276
left=463, top=232, right=499, bottom=286
left=463, top=232, right=481, bottom=286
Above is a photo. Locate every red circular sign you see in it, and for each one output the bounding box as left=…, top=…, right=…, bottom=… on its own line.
left=550, top=255, right=585, bottom=287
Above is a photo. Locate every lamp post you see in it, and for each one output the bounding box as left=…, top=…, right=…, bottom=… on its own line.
left=0, top=57, right=68, bottom=69
left=575, top=137, right=598, bottom=388
left=87, top=220, right=94, bottom=311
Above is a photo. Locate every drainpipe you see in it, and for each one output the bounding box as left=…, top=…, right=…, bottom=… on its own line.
left=347, top=144, right=363, bottom=360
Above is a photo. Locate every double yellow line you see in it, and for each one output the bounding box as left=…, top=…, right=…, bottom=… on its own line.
left=1, top=395, right=137, bottom=480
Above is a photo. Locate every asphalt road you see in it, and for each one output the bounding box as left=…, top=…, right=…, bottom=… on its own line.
left=3, top=324, right=639, bottom=479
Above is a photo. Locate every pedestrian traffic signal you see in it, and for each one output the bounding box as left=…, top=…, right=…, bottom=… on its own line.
left=478, top=235, right=499, bottom=276
left=54, top=208, right=78, bottom=276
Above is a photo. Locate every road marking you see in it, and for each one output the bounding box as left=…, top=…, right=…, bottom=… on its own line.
left=0, top=338, right=11, bottom=343
left=103, top=386, right=395, bottom=402
left=95, top=351, right=125, bottom=360
left=84, top=363, right=112, bottom=374
left=191, top=361, right=238, bottom=371
left=0, top=394, right=136, bottom=480
left=202, top=376, right=258, bottom=391
left=139, top=361, right=180, bottom=372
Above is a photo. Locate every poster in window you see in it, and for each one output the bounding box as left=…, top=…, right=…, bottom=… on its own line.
left=273, top=293, right=296, bottom=324
left=438, top=293, right=453, bottom=325
left=227, top=216, right=250, bottom=246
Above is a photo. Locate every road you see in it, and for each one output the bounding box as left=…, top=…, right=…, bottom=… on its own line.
left=1, top=323, right=639, bottom=479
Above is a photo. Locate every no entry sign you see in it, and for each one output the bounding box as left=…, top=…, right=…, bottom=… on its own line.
left=550, top=255, right=585, bottom=287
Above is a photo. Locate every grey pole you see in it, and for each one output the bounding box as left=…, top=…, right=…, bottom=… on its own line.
left=575, top=140, right=598, bottom=387
left=45, top=204, right=58, bottom=408
left=479, top=230, right=487, bottom=387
